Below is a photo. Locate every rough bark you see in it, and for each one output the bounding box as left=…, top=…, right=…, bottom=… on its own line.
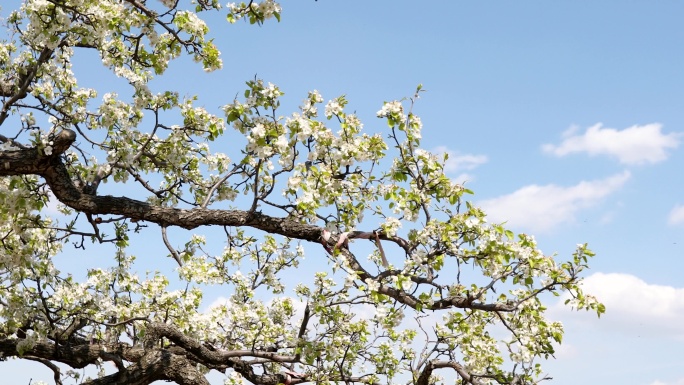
left=0, top=327, right=296, bottom=385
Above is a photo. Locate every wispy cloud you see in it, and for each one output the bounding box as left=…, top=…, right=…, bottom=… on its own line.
left=649, top=378, right=684, bottom=385
left=542, top=123, right=682, bottom=165
left=667, top=204, right=684, bottom=226
left=478, top=171, right=630, bottom=232
left=433, top=146, right=487, bottom=173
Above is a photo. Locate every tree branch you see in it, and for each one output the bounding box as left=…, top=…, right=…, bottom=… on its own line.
left=0, top=129, right=517, bottom=314
left=0, top=337, right=131, bottom=370
left=147, top=322, right=298, bottom=364
left=24, top=355, right=63, bottom=385
left=0, top=130, right=321, bottom=238
left=417, top=360, right=486, bottom=385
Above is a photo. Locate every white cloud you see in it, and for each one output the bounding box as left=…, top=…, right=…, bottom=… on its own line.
left=553, top=342, right=578, bottom=359
left=452, top=173, right=474, bottom=185
left=554, top=272, right=684, bottom=339
left=649, top=378, right=684, bottom=385
left=478, top=171, right=630, bottom=232
left=667, top=204, right=684, bottom=225
left=542, top=123, right=682, bottom=165
left=433, top=146, right=488, bottom=173
left=206, top=296, right=230, bottom=311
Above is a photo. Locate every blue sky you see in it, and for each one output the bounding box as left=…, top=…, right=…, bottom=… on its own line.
left=3, top=1, right=684, bottom=384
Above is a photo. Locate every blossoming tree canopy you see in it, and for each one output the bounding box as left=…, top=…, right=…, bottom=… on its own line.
left=0, top=1, right=604, bottom=385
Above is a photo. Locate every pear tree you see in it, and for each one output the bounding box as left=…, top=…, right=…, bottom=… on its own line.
left=0, top=1, right=603, bottom=384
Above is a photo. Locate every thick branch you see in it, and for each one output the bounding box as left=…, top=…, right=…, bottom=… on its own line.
left=25, top=355, right=63, bottom=385
left=146, top=323, right=302, bottom=385
left=0, top=337, right=134, bottom=369
left=417, top=360, right=485, bottom=385
left=0, top=130, right=321, bottom=239
left=82, top=349, right=208, bottom=385
left=0, top=130, right=516, bottom=314
left=2, top=337, right=210, bottom=385
left=147, top=322, right=298, bottom=364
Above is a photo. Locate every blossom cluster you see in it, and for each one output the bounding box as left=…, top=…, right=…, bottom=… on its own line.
left=0, top=1, right=603, bottom=384
left=226, top=1, right=281, bottom=24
